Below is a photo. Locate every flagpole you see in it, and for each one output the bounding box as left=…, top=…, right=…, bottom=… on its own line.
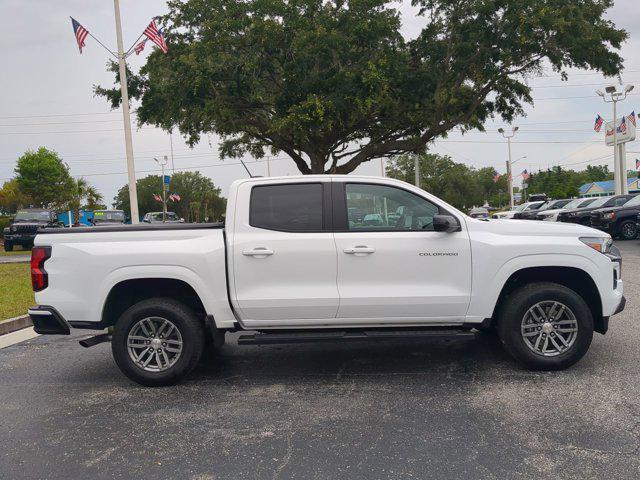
left=113, top=0, right=140, bottom=224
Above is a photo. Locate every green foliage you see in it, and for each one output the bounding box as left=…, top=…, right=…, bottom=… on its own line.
left=113, top=171, right=226, bottom=222
left=14, top=148, right=74, bottom=209
left=67, top=178, right=105, bottom=224
left=526, top=165, right=610, bottom=199
left=96, top=0, right=625, bottom=174
left=0, top=216, right=11, bottom=239
left=386, top=153, right=508, bottom=210
left=0, top=179, right=32, bottom=214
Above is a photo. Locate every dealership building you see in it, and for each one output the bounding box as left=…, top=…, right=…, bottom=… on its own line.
left=579, top=178, right=640, bottom=197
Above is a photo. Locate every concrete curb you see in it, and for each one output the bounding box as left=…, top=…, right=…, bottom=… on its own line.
left=0, top=315, right=32, bottom=336
left=0, top=256, right=31, bottom=264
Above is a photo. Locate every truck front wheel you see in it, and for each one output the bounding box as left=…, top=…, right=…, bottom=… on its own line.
left=112, top=298, right=205, bottom=386
left=497, top=282, right=593, bottom=371
left=3, top=241, right=13, bottom=252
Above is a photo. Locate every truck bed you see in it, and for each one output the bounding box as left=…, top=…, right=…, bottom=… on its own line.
left=40, top=222, right=224, bottom=234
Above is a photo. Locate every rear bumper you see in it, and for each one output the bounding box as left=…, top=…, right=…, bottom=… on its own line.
left=28, top=306, right=70, bottom=335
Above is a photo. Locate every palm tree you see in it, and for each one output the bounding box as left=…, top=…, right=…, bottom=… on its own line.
left=67, top=178, right=103, bottom=224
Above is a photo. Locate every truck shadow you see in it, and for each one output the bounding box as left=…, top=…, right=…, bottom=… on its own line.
left=192, top=331, right=517, bottom=383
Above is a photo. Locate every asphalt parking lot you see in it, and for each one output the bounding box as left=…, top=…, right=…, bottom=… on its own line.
left=1, top=243, right=639, bottom=480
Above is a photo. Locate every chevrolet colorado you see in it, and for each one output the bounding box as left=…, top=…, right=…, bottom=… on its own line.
left=28, top=176, right=625, bottom=386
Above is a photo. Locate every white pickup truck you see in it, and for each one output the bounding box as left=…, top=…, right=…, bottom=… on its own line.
left=28, top=176, right=625, bottom=386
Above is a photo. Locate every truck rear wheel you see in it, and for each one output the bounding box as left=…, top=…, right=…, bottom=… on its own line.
left=496, top=282, right=593, bottom=371
left=112, top=298, right=205, bottom=386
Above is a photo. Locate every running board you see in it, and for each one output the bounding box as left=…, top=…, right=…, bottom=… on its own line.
left=79, top=333, right=111, bottom=348
left=237, top=328, right=476, bottom=346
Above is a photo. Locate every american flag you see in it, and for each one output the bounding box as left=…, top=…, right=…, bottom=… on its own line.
left=492, top=173, right=500, bottom=183
left=134, top=38, right=147, bottom=55
left=143, top=20, right=168, bottom=53
left=619, top=116, right=627, bottom=134
left=70, top=18, right=89, bottom=54
left=636, top=158, right=640, bottom=171
left=522, top=169, right=530, bottom=181
left=169, top=193, right=181, bottom=201
left=594, top=114, right=604, bottom=132
left=628, top=111, right=637, bottom=127
left=153, top=194, right=162, bottom=202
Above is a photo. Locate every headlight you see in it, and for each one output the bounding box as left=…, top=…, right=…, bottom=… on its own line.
left=580, top=236, right=613, bottom=254
left=603, top=212, right=615, bottom=220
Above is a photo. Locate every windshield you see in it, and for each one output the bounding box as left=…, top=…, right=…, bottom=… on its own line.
left=93, top=211, right=125, bottom=222
left=586, top=196, right=612, bottom=208
left=624, top=194, right=640, bottom=207
left=14, top=210, right=52, bottom=222
left=562, top=198, right=591, bottom=210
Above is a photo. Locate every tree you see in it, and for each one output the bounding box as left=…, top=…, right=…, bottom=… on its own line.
left=113, top=171, right=226, bottom=222
left=14, top=148, right=74, bottom=208
left=67, top=178, right=105, bottom=224
left=386, top=153, right=508, bottom=210
left=96, top=0, right=625, bottom=175
left=0, top=179, right=32, bottom=214
left=525, top=165, right=612, bottom=199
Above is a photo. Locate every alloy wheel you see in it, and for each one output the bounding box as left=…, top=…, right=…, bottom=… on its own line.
left=521, top=301, right=578, bottom=357
left=127, top=316, right=183, bottom=372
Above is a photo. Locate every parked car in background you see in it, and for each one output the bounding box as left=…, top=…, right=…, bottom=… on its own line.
left=590, top=194, right=640, bottom=240
left=527, top=193, right=548, bottom=202
left=491, top=201, right=544, bottom=219
left=536, top=198, right=597, bottom=222
left=89, top=210, right=126, bottom=226
left=142, top=212, right=185, bottom=224
left=468, top=207, right=489, bottom=219
left=2, top=208, right=61, bottom=252
left=557, top=194, right=635, bottom=226
left=514, top=199, right=572, bottom=220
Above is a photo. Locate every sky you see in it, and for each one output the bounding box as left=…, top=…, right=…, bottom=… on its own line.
left=1, top=0, right=640, bottom=207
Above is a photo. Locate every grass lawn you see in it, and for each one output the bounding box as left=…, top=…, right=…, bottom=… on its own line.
left=0, top=245, right=31, bottom=256
left=0, top=263, right=34, bottom=320
left=0, top=249, right=30, bottom=256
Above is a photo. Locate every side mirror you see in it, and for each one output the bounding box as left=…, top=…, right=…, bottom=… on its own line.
left=433, top=215, right=460, bottom=233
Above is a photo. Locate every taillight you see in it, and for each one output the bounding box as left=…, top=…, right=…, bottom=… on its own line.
left=31, top=246, right=51, bottom=292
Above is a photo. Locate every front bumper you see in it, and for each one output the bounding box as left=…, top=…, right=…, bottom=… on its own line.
left=4, top=233, right=36, bottom=244
left=28, top=306, right=70, bottom=335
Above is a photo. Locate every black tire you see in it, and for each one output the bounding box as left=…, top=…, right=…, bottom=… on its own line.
left=617, top=220, right=637, bottom=240
left=112, top=298, right=205, bottom=386
left=3, top=242, right=13, bottom=252
left=496, top=282, right=593, bottom=371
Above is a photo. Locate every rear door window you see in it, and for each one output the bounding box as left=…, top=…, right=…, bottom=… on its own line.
left=250, top=183, right=324, bottom=232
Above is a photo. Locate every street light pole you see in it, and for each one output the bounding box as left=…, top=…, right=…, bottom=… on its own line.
left=414, top=156, right=420, bottom=188
left=596, top=84, right=635, bottom=195
left=113, top=0, right=139, bottom=224
left=154, top=156, right=168, bottom=222
left=498, top=127, right=519, bottom=208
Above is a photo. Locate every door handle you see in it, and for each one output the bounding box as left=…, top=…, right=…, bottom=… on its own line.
left=243, top=247, right=274, bottom=257
left=343, top=245, right=375, bottom=255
